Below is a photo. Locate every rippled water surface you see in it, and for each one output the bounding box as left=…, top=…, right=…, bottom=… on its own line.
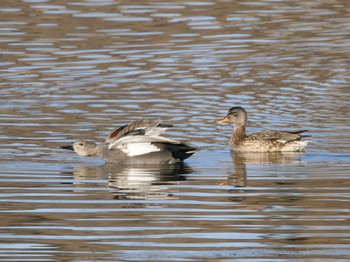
left=1, top=0, right=350, bottom=261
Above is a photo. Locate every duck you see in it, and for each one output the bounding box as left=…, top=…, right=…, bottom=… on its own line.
left=60, top=119, right=197, bottom=164
left=217, top=106, right=311, bottom=152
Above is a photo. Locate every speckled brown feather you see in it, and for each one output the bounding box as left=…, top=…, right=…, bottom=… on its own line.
left=248, top=130, right=308, bottom=142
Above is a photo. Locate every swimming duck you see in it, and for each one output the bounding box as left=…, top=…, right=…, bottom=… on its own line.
left=218, top=106, right=311, bottom=152
left=60, top=119, right=197, bottom=164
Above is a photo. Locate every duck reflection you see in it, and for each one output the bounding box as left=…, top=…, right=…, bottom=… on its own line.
left=69, top=166, right=108, bottom=181
left=65, top=163, right=192, bottom=200
left=228, top=152, right=304, bottom=187
left=108, top=164, right=191, bottom=200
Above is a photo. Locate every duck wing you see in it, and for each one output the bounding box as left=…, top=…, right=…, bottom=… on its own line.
left=106, top=119, right=182, bottom=157
left=105, top=119, right=172, bottom=144
left=108, top=135, right=183, bottom=156
left=249, top=130, right=309, bottom=143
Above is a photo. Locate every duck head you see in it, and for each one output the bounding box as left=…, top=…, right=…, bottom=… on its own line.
left=60, top=140, right=98, bottom=157
left=217, top=106, right=247, bottom=127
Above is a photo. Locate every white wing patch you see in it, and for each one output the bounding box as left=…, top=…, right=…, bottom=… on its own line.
left=276, top=139, right=287, bottom=143
left=108, top=135, right=180, bottom=150
left=118, top=142, right=161, bottom=157
left=283, top=140, right=311, bottom=151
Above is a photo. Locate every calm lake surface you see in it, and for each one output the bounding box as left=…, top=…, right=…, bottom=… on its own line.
left=1, top=0, right=350, bottom=261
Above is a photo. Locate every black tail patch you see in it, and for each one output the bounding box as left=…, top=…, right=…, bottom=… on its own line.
left=160, top=143, right=198, bottom=161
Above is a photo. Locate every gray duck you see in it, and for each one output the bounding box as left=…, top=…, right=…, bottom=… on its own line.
left=60, top=119, right=197, bottom=164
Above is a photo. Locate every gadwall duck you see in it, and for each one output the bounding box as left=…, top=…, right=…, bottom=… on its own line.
left=218, top=106, right=311, bottom=152
left=60, top=119, right=197, bottom=164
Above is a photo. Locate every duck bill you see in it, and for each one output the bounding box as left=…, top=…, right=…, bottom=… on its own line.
left=59, top=145, right=74, bottom=151
left=217, top=117, right=230, bottom=123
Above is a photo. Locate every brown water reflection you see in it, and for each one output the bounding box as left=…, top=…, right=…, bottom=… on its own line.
left=228, top=152, right=306, bottom=188
left=1, top=0, right=350, bottom=261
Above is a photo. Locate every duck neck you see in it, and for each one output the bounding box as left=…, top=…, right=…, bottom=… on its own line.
left=95, top=144, right=127, bottom=164
left=232, top=125, right=247, bottom=143
left=95, top=144, right=107, bottom=158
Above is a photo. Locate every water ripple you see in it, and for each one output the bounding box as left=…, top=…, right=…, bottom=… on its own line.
left=0, top=0, right=349, bottom=261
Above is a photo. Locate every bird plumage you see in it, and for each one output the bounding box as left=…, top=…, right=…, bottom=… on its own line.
left=61, top=119, right=197, bottom=164
left=218, top=106, right=311, bottom=152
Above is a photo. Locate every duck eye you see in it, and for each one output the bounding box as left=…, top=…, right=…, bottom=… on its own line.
left=78, top=142, right=83, bottom=146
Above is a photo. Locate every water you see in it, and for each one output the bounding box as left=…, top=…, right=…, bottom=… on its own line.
left=1, top=0, right=350, bottom=261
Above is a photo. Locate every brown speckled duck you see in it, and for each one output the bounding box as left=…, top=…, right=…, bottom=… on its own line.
left=60, top=119, right=197, bottom=164
left=218, top=106, right=311, bottom=152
